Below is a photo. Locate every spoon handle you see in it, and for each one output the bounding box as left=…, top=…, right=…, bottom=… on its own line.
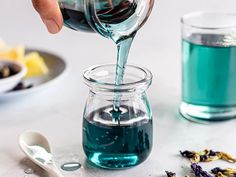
left=47, top=164, right=64, bottom=177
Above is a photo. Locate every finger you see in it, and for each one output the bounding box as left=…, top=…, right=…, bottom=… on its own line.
left=32, top=0, right=63, bottom=34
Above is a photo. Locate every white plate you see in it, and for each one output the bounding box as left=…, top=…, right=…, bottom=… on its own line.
left=0, top=49, right=67, bottom=99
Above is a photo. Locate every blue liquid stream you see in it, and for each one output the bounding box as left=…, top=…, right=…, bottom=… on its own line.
left=113, top=37, right=134, bottom=113
left=60, top=6, right=136, bottom=117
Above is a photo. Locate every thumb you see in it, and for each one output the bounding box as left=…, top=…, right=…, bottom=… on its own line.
left=32, top=0, right=63, bottom=34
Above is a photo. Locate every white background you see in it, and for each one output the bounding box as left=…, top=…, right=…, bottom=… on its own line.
left=1, top=0, right=236, bottom=176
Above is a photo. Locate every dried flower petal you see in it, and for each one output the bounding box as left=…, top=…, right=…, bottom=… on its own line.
left=191, top=163, right=213, bottom=177
left=11, top=82, right=33, bottom=91
left=180, top=149, right=235, bottom=163
left=211, top=167, right=236, bottom=177
left=218, top=153, right=236, bottom=163
left=165, top=171, right=176, bottom=177
left=216, top=172, right=227, bottom=177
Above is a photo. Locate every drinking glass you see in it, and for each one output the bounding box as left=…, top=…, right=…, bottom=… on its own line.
left=180, top=12, right=236, bottom=121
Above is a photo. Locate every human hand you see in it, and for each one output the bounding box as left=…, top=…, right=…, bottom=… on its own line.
left=32, top=0, right=63, bottom=34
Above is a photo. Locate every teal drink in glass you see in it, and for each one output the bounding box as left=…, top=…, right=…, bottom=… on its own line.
left=180, top=12, right=236, bottom=121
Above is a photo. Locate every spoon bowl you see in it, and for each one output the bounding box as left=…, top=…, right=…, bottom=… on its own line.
left=19, top=131, right=64, bottom=177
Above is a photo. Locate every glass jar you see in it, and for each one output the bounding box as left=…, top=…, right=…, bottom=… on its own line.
left=82, top=64, right=153, bottom=169
left=58, top=0, right=154, bottom=41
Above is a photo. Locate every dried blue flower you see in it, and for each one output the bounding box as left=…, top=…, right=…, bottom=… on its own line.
left=211, top=167, right=236, bottom=177
left=211, top=167, right=225, bottom=174
left=191, top=163, right=213, bottom=177
left=165, top=171, right=176, bottom=177
left=180, top=150, right=195, bottom=158
left=180, top=149, right=236, bottom=163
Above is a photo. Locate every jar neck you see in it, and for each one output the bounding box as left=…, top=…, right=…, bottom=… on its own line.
left=86, top=80, right=152, bottom=95
left=83, top=64, right=153, bottom=95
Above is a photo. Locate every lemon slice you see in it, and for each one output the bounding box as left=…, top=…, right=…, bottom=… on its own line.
left=0, top=46, right=25, bottom=61
left=24, top=52, right=49, bottom=77
left=15, top=46, right=25, bottom=60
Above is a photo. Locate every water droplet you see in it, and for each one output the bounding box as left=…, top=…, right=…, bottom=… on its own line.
left=61, top=162, right=81, bottom=171
left=24, top=168, right=34, bottom=174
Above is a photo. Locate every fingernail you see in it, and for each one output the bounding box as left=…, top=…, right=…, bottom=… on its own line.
left=43, top=19, right=59, bottom=34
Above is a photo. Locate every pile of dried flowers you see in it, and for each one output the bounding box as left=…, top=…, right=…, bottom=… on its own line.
left=165, top=149, right=236, bottom=177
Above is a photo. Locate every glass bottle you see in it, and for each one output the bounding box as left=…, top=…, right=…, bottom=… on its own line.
left=82, top=64, right=153, bottom=169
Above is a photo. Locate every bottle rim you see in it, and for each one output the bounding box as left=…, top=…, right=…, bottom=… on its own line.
left=181, top=11, right=236, bottom=30
left=83, top=64, right=152, bottom=93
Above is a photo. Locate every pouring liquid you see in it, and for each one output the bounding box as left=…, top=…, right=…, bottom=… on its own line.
left=60, top=0, right=152, bottom=121
left=60, top=0, right=153, bottom=168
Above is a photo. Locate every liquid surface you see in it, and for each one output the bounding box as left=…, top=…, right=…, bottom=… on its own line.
left=61, top=162, right=81, bottom=171
left=182, top=33, right=236, bottom=106
left=83, top=105, right=152, bottom=169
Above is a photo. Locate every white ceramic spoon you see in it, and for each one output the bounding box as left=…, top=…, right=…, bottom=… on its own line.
left=19, top=131, right=64, bottom=177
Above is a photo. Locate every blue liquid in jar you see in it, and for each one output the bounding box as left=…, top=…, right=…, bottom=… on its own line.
left=83, top=105, right=153, bottom=169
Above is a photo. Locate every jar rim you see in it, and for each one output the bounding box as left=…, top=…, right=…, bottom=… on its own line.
left=83, top=64, right=152, bottom=92
left=181, top=11, right=236, bottom=30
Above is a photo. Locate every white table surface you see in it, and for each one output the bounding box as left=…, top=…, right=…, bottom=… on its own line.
left=1, top=0, right=236, bottom=177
